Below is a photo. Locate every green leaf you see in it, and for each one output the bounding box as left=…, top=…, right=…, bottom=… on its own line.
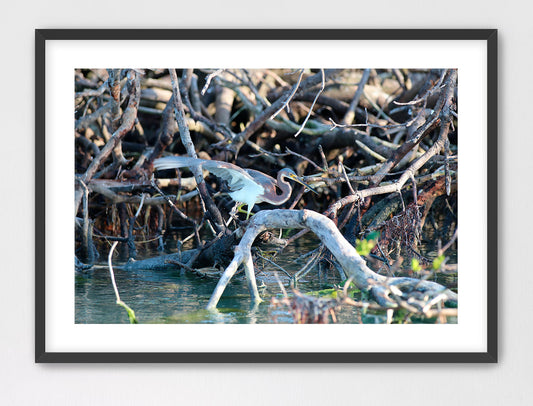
left=356, top=232, right=379, bottom=256
left=117, top=300, right=138, bottom=324
left=411, top=258, right=422, bottom=272
left=432, top=255, right=445, bottom=270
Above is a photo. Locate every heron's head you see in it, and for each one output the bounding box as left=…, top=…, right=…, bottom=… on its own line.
left=279, top=168, right=318, bottom=194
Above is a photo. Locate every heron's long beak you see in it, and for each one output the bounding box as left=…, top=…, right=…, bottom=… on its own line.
left=292, top=176, right=319, bottom=194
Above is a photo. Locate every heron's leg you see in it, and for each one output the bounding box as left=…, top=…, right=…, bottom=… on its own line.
left=235, top=204, right=254, bottom=220
left=245, top=204, right=254, bottom=220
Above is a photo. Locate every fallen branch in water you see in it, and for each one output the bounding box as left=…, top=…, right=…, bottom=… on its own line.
left=206, top=209, right=457, bottom=312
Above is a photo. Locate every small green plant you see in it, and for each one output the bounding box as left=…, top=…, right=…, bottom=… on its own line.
left=411, top=258, right=422, bottom=273
left=432, top=255, right=445, bottom=270
left=356, top=231, right=380, bottom=256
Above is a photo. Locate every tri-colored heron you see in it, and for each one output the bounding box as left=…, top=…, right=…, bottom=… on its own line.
left=153, top=156, right=317, bottom=218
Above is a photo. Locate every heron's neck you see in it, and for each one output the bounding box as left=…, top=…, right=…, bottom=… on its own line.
left=265, top=177, right=292, bottom=205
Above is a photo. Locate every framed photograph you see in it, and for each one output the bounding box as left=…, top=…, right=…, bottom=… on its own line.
left=36, top=29, right=497, bottom=363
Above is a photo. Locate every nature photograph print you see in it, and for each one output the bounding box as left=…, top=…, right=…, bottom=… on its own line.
left=74, top=68, right=458, bottom=325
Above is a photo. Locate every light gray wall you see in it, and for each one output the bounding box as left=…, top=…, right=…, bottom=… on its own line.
left=1, top=1, right=530, bottom=404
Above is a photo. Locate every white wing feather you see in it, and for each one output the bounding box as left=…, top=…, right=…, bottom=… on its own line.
left=154, top=157, right=265, bottom=206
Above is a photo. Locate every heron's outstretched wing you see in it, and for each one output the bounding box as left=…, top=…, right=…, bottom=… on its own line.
left=154, top=156, right=258, bottom=192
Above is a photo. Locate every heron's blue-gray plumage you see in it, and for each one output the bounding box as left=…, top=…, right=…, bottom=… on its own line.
left=153, top=157, right=310, bottom=217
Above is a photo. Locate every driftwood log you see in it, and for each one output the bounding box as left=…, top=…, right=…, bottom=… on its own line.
left=206, top=209, right=457, bottom=311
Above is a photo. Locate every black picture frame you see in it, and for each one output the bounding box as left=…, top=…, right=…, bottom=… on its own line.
left=36, top=29, right=498, bottom=363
